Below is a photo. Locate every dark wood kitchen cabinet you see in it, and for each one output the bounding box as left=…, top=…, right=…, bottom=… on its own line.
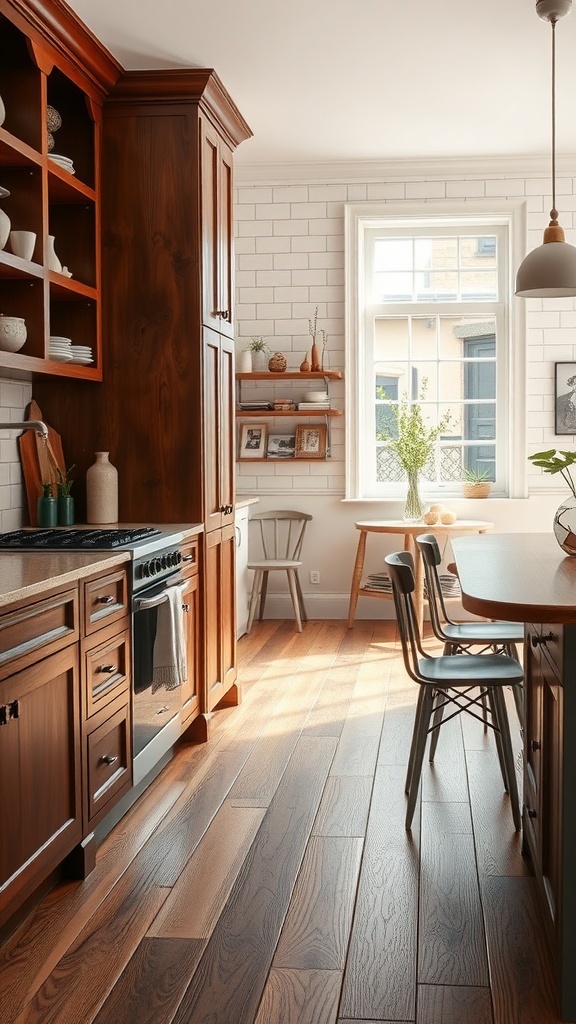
left=180, top=536, right=201, bottom=733
left=0, top=1, right=120, bottom=380
left=204, top=522, right=239, bottom=714
left=0, top=584, right=81, bottom=931
left=35, top=69, right=251, bottom=729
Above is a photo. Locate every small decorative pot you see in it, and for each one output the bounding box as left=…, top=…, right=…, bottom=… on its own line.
left=268, top=352, right=287, bottom=372
left=37, top=494, right=57, bottom=527
left=251, top=349, right=267, bottom=372
left=0, top=315, right=27, bottom=352
left=463, top=482, right=491, bottom=499
left=238, top=348, right=252, bottom=373
left=47, top=234, right=62, bottom=273
left=57, top=495, right=74, bottom=526
left=553, top=496, right=576, bottom=555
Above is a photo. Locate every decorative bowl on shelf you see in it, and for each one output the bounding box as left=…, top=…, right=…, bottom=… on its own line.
left=0, top=315, right=26, bottom=352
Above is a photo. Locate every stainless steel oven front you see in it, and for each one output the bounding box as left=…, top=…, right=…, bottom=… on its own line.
left=131, top=544, right=188, bottom=785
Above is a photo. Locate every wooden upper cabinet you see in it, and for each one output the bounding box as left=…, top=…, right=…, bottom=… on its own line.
left=0, top=2, right=120, bottom=381
left=200, top=117, right=235, bottom=339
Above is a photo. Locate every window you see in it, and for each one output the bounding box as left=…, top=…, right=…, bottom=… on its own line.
left=345, top=202, right=525, bottom=501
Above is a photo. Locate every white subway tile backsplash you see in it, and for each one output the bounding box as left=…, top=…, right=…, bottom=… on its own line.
left=238, top=220, right=273, bottom=237
left=237, top=187, right=273, bottom=204
left=405, top=181, right=446, bottom=199
left=273, top=219, right=309, bottom=236
left=238, top=253, right=274, bottom=271
left=257, top=203, right=290, bottom=220
left=274, top=253, right=309, bottom=270
left=256, top=270, right=292, bottom=286
left=256, top=237, right=291, bottom=253
left=291, top=236, right=328, bottom=252
left=272, top=186, right=309, bottom=202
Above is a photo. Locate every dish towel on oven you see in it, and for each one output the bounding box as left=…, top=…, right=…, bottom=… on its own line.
left=151, top=582, right=188, bottom=692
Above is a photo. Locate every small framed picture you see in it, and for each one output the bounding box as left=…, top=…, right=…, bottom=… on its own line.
left=295, top=423, right=328, bottom=459
left=555, top=362, right=576, bottom=434
left=238, top=423, right=268, bottom=459
left=267, top=433, right=295, bottom=458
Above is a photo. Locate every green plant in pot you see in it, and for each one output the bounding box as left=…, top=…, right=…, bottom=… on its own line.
left=462, top=466, right=492, bottom=498
left=528, top=448, right=576, bottom=554
left=377, top=378, right=453, bottom=521
left=247, top=336, right=270, bottom=371
left=56, top=464, right=75, bottom=526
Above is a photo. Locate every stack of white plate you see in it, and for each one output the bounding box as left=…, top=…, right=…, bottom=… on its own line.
left=49, top=336, right=73, bottom=361
left=70, top=345, right=93, bottom=365
left=48, top=153, right=75, bottom=175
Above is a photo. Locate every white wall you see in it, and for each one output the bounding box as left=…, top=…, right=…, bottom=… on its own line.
left=234, top=158, right=576, bottom=618
left=0, top=377, right=32, bottom=532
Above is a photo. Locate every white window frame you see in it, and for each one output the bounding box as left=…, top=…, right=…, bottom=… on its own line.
left=344, top=200, right=527, bottom=502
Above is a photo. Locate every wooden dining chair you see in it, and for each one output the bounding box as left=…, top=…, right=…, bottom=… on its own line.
left=385, top=550, right=523, bottom=831
left=246, top=510, right=312, bottom=633
left=415, top=533, right=524, bottom=720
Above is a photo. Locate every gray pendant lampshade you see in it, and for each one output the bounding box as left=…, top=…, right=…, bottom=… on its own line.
left=516, top=0, right=576, bottom=297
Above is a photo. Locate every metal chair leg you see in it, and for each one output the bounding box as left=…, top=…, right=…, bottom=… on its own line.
left=406, top=687, right=435, bottom=830
left=490, top=687, right=521, bottom=831
left=405, top=687, right=427, bottom=795
left=428, top=691, right=444, bottom=762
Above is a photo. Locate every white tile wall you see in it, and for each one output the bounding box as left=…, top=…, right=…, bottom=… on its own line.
left=0, top=377, right=33, bottom=530
left=235, top=166, right=576, bottom=499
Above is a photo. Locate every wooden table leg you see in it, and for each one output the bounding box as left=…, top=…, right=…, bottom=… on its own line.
left=410, top=535, right=425, bottom=635
left=347, top=529, right=367, bottom=628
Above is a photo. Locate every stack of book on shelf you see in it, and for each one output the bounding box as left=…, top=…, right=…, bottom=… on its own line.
left=238, top=400, right=273, bottom=411
left=273, top=399, right=296, bottom=411
left=297, top=399, right=331, bottom=410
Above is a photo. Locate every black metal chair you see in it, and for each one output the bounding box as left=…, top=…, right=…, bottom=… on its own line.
left=415, top=533, right=524, bottom=721
left=385, top=550, right=523, bottom=831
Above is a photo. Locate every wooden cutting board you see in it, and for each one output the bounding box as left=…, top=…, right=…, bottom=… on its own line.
left=18, top=400, right=66, bottom=526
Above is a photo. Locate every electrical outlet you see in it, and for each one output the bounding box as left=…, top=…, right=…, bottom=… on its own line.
left=310, top=570, right=320, bottom=584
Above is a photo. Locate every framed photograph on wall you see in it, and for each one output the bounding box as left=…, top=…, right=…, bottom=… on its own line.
left=267, top=433, right=296, bottom=458
left=555, top=362, right=576, bottom=435
left=238, top=423, right=268, bottom=459
left=294, top=423, right=328, bottom=459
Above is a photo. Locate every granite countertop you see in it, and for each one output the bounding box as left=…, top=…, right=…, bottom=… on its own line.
left=0, top=522, right=204, bottom=608
left=0, top=550, right=131, bottom=607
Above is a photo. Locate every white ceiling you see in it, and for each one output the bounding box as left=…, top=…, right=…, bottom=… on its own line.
left=67, top=0, right=576, bottom=170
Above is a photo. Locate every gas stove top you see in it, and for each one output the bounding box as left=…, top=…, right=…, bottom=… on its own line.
left=0, top=527, right=163, bottom=551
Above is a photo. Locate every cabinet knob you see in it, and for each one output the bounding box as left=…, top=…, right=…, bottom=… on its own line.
left=531, top=632, right=556, bottom=648
left=9, top=700, right=19, bottom=719
left=96, top=595, right=115, bottom=605
left=215, top=309, right=230, bottom=320
left=182, top=603, right=190, bottom=613
left=220, top=504, right=233, bottom=515
left=0, top=706, right=7, bottom=726
left=97, top=665, right=116, bottom=674
left=527, top=807, right=538, bottom=819
left=99, top=754, right=118, bottom=766
left=531, top=739, right=541, bottom=752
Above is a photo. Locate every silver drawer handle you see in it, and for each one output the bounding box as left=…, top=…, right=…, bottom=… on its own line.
left=182, top=554, right=195, bottom=562
left=96, top=595, right=115, bottom=605
left=97, top=665, right=116, bottom=674
left=100, top=754, right=118, bottom=766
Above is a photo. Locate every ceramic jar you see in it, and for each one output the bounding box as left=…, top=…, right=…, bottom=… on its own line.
left=86, top=452, right=118, bottom=524
left=0, top=315, right=26, bottom=352
left=47, top=235, right=62, bottom=272
left=37, top=493, right=57, bottom=527
left=238, top=349, right=252, bottom=373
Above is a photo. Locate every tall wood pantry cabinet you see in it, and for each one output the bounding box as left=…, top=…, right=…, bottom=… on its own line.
left=36, top=70, right=252, bottom=733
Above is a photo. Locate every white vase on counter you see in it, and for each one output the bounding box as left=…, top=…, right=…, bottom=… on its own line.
left=86, top=452, right=118, bottom=523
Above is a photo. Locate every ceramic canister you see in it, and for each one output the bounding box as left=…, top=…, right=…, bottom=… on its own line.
left=86, top=452, right=118, bottom=523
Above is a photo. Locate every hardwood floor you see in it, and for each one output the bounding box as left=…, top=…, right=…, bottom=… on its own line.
left=0, top=619, right=562, bottom=1023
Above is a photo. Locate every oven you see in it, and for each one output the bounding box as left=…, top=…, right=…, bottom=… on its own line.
left=0, top=526, right=192, bottom=786
left=131, top=543, right=190, bottom=784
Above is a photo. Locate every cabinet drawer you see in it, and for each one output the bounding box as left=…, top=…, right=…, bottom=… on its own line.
left=83, top=627, right=131, bottom=719
left=82, top=570, right=128, bottom=637
left=85, top=696, right=131, bottom=827
left=539, top=627, right=563, bottom=680
left=180, top=537, right=199, bottom=575
left=0, top=588, right=79, bottom=681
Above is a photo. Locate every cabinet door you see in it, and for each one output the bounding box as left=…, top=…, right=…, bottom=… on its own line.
left=200, top=117, right=234, bottom=338
left=235, top=507, right=251, bottom=639
left=203, top=326, right=235, bottom=531
left=204, top=525, right=237, bottom=713
left=180, top=571, right=200, bottom=728
left=0, top=646, right=81, bottom=927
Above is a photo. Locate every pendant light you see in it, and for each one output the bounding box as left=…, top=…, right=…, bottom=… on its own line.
left=516, top=0, right=576, bottom=297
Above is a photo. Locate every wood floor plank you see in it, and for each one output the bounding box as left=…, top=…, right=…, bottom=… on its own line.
left=273, top=836, right=363, bottom=970
left=417, top=983, right=493, bottom=1024
left=466, top=748, right=529, bottom=877
left=312, top=775, right=373, bottom=837
left=481, top=875, right=559, bottom=1024
left=421, top=714, right=469, bottom=804
left=12, top=864, right=169, bottom=1024
left=92, top=937, right=204, bottom=1024
left=147, top=803, right=265, bottom=939
left=0, top=777, right=187, bottom=1024
left=419, top=801, right=489, bottom=987
left=171, top=736, right=337, bottom=1024
left=339, top=764, right=419, bottom=1022
left=254, top=967, right=342, bottom=1024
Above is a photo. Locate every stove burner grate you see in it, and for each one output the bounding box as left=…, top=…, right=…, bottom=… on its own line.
left=0, top=527, right=162, bottom=549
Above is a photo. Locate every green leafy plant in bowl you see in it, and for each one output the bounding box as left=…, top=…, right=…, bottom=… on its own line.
left=527, top=449, right=576, bottom=498
left=462, top=466, right=492, bottom=498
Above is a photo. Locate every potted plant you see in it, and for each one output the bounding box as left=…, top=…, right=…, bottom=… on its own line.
left=56, top=464, right=75, bottom=525
left=528, top=448, right=576, bottom=553
left=378, top=378, right=453, bottom=521
left=37, top=482, right=57, bottom=527
left=462, top=467, right=492, bottom=499
left=247, top=336, right=270, bottom=372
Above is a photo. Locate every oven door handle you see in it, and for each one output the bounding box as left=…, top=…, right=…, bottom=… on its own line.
left=133, top=574, right=187, bottom=613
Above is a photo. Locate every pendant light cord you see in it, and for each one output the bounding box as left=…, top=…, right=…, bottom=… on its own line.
left=551, top=18, right=558, bottom=222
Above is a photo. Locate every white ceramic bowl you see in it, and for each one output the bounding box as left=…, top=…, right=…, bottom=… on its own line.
left=0, top=315, right=27, bottom=352
left=303, top=390, right=328, bottom=402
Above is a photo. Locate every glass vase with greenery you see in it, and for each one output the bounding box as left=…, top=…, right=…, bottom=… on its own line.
left=377, top=379, right=453, bottom=521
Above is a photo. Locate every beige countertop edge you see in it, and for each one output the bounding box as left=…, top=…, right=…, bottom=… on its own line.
left=236, top=496, right=259, bottom=509
left=0, top=550, right=131, bottom=607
